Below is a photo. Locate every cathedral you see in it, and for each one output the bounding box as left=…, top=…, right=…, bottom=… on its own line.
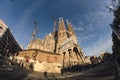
left=17, top=17, right=86, bottom=73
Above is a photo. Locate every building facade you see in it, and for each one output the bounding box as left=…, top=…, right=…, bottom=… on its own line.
left=0, top=20, right=22, bottom=57
left=85, top=56, right=91, bottom=64
left=17, top=49, right=61, bottom=73
left=17, top=18, right=86, bottom=73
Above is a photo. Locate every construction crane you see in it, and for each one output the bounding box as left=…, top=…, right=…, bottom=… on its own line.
left=52, top=16, right=57, bottom=32
left=30, top=20, right=38, bottom=44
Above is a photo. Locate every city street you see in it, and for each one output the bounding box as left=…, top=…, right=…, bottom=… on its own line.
left=0, top=70, right=28, bottom=80
left=0, top=58, right=115, bottom=80
left=0, top=62, right=115, bottom=80
left=24, top=62, right=115, bottom=80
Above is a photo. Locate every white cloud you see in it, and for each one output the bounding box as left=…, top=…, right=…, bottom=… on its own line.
left=74, top=27, right=84, bottom=31
left=77, top=34, right=95, bottom=43
left=83, top=34, right=113, bottom=56
left=73, top=21, right=84, bottom=31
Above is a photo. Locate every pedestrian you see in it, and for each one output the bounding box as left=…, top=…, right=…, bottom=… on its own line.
left=61, top=69, right=63, bottom=76
left=29, top=62, right=33, bottom=71
left=25, top=57, right=29, bottom=69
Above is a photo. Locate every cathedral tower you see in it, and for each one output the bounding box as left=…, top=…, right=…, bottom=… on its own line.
left=56, top=17, right=68, bottom=52
left=66, top=19, right=77, bottom=44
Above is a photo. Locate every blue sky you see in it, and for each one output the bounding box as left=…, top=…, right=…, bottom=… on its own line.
left=0, top=0, right=114, bottom=56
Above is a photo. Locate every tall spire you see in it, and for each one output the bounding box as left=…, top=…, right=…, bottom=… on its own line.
left=66, top=19, right=76, bottom=36
left=61, top=17, right=66, bottom=30
left=58, top=17, right=62, bottom=31
left=58, top=17, right=66, bottom=31
left=66, top=19, right=69, bottom=25
left=57, top=17, right=68, bottom=51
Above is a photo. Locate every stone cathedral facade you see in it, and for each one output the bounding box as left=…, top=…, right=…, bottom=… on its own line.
left=17, top=18, right=86, bottom=73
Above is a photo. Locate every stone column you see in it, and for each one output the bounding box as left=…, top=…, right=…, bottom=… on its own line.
left=68, top=49, right=72, bottom=67
left=61, top=52, right=66, bottom=76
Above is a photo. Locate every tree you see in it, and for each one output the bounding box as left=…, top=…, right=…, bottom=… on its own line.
left=111, top=0, right=120, bottom=79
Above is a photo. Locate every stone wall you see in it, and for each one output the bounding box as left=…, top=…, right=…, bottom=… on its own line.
left=17, top=49, right=61, bottom=73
